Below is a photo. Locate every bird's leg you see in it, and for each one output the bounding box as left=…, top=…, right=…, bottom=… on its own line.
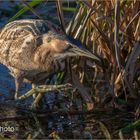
left=32, top=93, right=43, bottom=109
left=32, top=84, right=37, bottom=99
left=32, top=84, right=44, bottom=109
left=15, top=77, right=23, bottom=99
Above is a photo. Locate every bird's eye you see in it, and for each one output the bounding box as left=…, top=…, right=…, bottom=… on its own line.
left=62, top=44, right=71, bottom=52
left=65, top=44, right=71, bottom=50
left=47, top=37, right=52, bottom=42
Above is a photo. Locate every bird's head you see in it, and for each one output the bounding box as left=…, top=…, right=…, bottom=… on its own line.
left=41, top=31, right=101, bottom=63
left=34, top=31, right=102, bottom=71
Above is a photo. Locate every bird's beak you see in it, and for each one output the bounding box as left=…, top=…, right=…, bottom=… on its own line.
left=69, top=43, right=101, bottom=63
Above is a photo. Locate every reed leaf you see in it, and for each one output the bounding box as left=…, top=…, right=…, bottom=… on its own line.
left=119, top=119, right=140, bottom=133
left=9, top=0, right=44, bottom=22
left=56, top=0, right=66, bottom=32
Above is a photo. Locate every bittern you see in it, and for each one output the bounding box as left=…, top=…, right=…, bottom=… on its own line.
left=0, top=19, right=101, bottom=106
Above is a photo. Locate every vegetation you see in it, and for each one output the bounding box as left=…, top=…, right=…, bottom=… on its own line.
left=0, top=0, right=140, bottom=139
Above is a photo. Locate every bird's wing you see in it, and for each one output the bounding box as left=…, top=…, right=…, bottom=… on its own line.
left=0, top=19, right=58, bottom=72
left=0, top=20, right=49, bottom=68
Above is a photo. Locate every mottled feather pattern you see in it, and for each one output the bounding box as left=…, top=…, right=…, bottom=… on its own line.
left=0, top=19, right=50, bottom=69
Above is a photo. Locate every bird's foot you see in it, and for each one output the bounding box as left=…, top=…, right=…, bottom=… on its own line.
left=16, top=83, right=73, bottom=101
left=37, top=83, right=73, bottom=92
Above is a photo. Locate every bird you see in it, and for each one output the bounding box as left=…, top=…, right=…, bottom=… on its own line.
left=0, top=19, right=101, bottom=105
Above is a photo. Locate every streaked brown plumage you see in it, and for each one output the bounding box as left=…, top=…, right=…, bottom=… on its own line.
left=0, top=19, right=101, bottom=100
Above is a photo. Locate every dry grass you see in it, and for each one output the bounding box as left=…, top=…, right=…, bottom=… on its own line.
left=63, top=0, right=140, bottom=103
